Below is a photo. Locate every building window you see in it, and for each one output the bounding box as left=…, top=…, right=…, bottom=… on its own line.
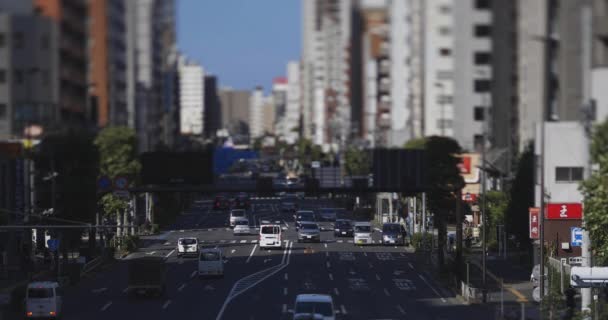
left=475, top=0, right=491, bottom=9
left=439, top=48, right=452, bottom=56
left=474, top=25, right=492, bottom=37
left=437, top=119, right=453, bottom=130
left=474, top=106, right=485, bottom=121
left=437, top=94, right=453, bottom=104
left=0, top=70, right=5, bottom=83
left=474, top=52, right=491, bottom=65
left=13, top=32, right=24, bottom=49
left=0, top=33, right=5, bottom=48
left=474, top=134, right=484, bottom=151
left=437, top=70, right=454, bottom=80
left=439, top=26, right=451, bottom=36
left=439, top=5, right=452, bottom=14
left=474, top=79, right=491, bottom=92
left=555, top=167, right=584, bottom=182
left=0, top=103, right=6, bottom=119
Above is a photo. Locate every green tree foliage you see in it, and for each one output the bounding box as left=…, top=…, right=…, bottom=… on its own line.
left=505, top=143, right=535, bottom=250
left=411, top=136, right=465, bottom=269
left=93, top=127, right=141, bottom=218
left=344, top=147, right=370, bottom=176
left=478, top=191, right=508, bottom=251
left=580, top=119, right=608, bottom=265
left=36, top=130, right=98, bottom=249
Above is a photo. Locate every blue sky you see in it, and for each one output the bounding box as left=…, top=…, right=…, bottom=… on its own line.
left=177, top=0, right=300, bottom=91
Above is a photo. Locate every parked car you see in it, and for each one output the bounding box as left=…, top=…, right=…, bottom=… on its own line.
left=281, top=202, right=298, bottom=213
left=298, top=222, right=321, bottom=243
left=354, top=221, right=373, bottom=245
left=334, top=219, right=354, bottom=237
left=25, top=281, right=63, bottom=319
left=233, top=218, right=251, bottom=235
left=291, top=294, right=335, bottom=320
left=198, top=248, right=224, bottom=277
left=177, top=237, right=199, bottom=257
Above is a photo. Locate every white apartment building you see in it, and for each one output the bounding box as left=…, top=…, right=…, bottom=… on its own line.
left=249, top=87, right=265, bottom=140
left=178, top=55, right=204, bottom=135
left=283, top=61, right=301, bottom=144
left=423, top=0, right=454, bottom=138
left=388, top=0, right=411, bottom=147
left=452, top=0, right=493, bottom=152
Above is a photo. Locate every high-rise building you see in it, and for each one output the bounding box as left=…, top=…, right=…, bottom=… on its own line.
left=88, top=0, right=128, bottom=127
left=0, top=6, right=59, bottom=139
left=34, top=0, right=89, bottom=126
left=177, top=55, right=204, bottom=136
left=272, top=76, right=288, bottom=139
left=262, top=96, right=276, bottom=136
left=284, top=61, right=301, bottom=144
left=592, top=0, right=608, bottom=122
left=126, top=0, right=164, bottom=152
left=204, top=75, right=221, bottom=138
left=157, top=0, right=179, bottom=148
left=219, top=88, right=251, bottom=137
left=249, top=86, right=265, bottom=140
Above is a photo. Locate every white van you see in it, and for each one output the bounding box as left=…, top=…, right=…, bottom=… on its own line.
left=292, top=294, right=335, bottom=320
left=198, top=248, right=224, bottom=277
left=259, top=224, right=282, bottom=249
left=25, top=281, right=63, bottom=319
left=354, top=221, right=373, bottom=245
left=230, top=209, right=247, bottom=228
left=177, top=237, right=199, bottom=258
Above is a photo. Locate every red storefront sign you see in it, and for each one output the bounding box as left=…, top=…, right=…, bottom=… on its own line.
left=462, top=192, right=477, bottom=203
left=529, top=207, right=539, bottom=239
left=545, top=203, right=583, bottom=220
left=459, top=156, right=472, bottom=174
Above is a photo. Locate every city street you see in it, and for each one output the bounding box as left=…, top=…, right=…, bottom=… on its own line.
left=56, top=197, right=495, bottom=320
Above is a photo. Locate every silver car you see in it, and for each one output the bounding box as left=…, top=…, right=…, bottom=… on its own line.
left=298, top=222, right=321, bottom=243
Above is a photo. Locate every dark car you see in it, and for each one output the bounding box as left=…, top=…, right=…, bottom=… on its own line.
left=382, top=223, right=408, bottom=246
left=334, top=219, right=353, bottom=237
left=319, top=208, right=337, bottom=221
left=295, top=210, right=315, bottom=230
left=297, top=222, right=321, bottom=243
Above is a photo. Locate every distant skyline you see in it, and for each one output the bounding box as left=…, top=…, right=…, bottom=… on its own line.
left=177, top=0, right=300, bottom=92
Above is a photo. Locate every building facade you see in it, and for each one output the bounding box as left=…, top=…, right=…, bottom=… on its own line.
left=88, top=0, right=127, bottom=127
left=203, top=75, right=221, bottom=139
left=177, top=55, right=204, bottom=136
left=249, top=87, right=265, bottom=140
left=219, top=88, right=250, bottom=137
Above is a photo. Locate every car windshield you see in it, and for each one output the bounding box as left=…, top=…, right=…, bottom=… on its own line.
left=298, top=213, right=313, bottom=220
left=235, top=220, right=249, bottom=226
left=355, top=226, right=371, bottom=232
left=383, top=224, right=400, bottom=233
left=295, top=302, right=333, bottom=316
left=261, top=226, right=279, bottom=234
left=200, top=252, right=220, bottom=261
left=336, top=221, right=351, bottom=228
left=27, top=288, right=54, bottom=298
left=179, top=238, right=197, bottom=245
left=301, top=224, right=318, bottom=231
left=231, top=210, right=245, bottom=217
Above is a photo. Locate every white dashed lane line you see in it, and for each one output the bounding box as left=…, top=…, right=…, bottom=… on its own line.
left=334, top=288, right=340, bottom=296
left=375, top=274, right=381, bottom=281
left=397, top=305, right=406, bottom=315
left=162, top=300, right=172, bottom=309
left=100, top=301, right=112, bottom=312
left=384, top=288, right=391, bottom=296
left=329, top=273, right=334, bottom=281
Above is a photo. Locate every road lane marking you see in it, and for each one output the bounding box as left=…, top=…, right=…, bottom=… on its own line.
left=326, top=261, right=331, bottom=268
left=283, top=287, right=288, bottom=296
left=374, top=228, right=383, bottom=233
left=376, top=274, right=381, bottom=281
left=284, top=273, right=288, bottom=280
left=178, top=284, right=186, bottom=292
left=208, top=228, right=213, bottom=231
left=100, top=301, right=112, bottom=312
left=165, top=249, right=175, bottom=258
left=400, top=253, right=406, bottom=257
left=329, top=273, right=334, bottom=280
left=220, top=240, right=226, bottom=243
left=178, top=259, right=184, bottom=265
left=246, top=244, right=258, bottom=263
left=190, top=270, right=197, bottom=278
left=418, top=274, right=447, bottom=303
left=507, top=286, right=529, bottom=303
left=282, top=304, right=287, bottom=313
left=384, top=288, right=391, bottom=296
left=180, top=230, right=184, bottom=233
left=368, top=262, right=373, bottom=268
left=325, top=252, right=329, bottom=257
left=397, top=305, right=406, bottom=315
left=92, top=288, right=107, bottom=294
left=408, top=263, right=414, bottom=270
left=230, top=240, right=237, bottom=244
left=337, top=240, right=343, bottom=243
left=162, top=300, right=171, bottom=309
left=251, top=240, right=258, bottom=243
left=240, top=240, right=247, bottom=243
left=363, top=252, right=368, bottom=257
left=146, top=251, right=157, bottom=255
left=340, top=305, right=347, bottom=315
left=231, top=249, right=236, bottom=254
left=324, top=243, right=328, bottom=248
left=122, top=287, right=128, bottom=294
left=334, top=288, right=340, bottom=296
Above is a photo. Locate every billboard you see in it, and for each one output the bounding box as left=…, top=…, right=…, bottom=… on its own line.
left=546, top=203, right=583, bottom=220
left=141, top=151, right=214, bottom=185
left=372, top=149, right=426, bottom=193
left=529, top=207, right=539, bottom=239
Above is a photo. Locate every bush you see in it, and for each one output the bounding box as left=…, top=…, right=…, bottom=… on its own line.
left=411, top=232, right=433, bottom=250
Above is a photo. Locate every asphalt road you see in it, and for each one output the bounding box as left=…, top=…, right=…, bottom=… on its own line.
left=59, top=196, right=495, bottom=320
